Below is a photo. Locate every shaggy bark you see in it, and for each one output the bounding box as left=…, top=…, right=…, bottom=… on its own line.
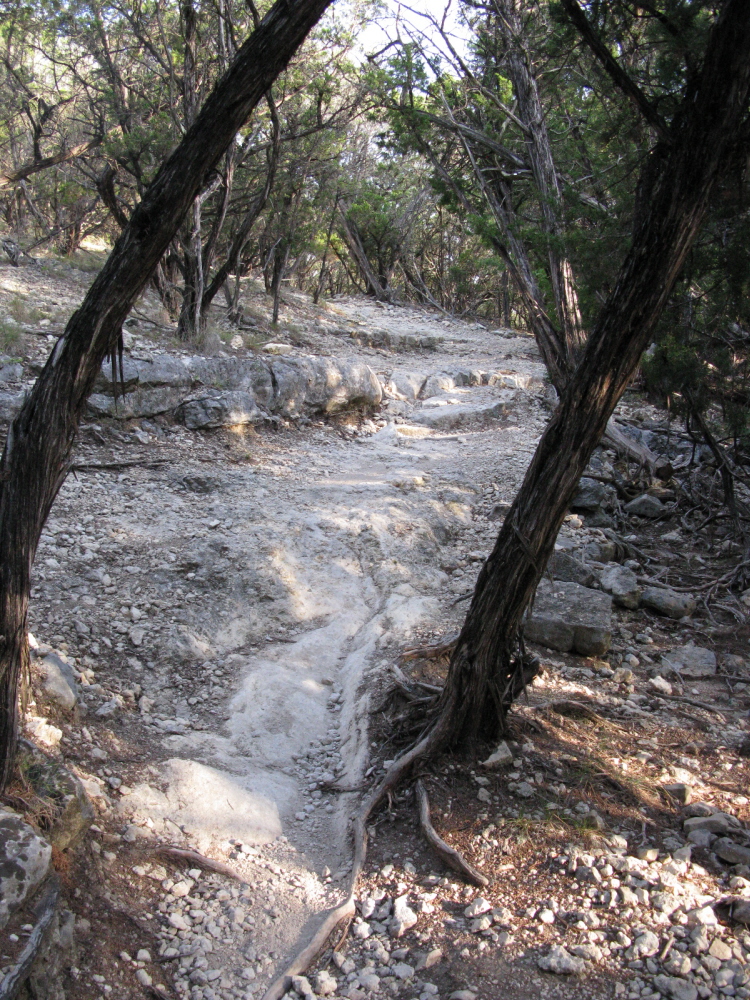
left=0, top=0, right=335, bottom=788
left=434, top=0, right=750, bottom=748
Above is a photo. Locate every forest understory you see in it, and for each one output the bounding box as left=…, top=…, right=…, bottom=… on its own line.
left=0, top=250, right=749, bottom=1000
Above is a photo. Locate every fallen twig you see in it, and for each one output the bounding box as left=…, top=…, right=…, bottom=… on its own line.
left=151, top=845, right=246, bottom=881
left=653, top=692, right=727, bottom=716
left=416, top=779, right=488, bottom=887
left=0, top=876, right=59, bottom=1000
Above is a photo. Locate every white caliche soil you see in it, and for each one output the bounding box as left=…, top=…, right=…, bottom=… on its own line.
left=1, top=259, right=556, bottom=999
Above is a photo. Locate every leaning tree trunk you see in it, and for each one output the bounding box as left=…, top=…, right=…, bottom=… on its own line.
left=433, top=0, right=750, bottom=749
left=0, top=0, right=335, bottom=788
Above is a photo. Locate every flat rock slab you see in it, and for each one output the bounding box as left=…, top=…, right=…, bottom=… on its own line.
left=352, top=328, right=442, bottom=352
left=118, top=758, right=282, bottom=852
left=0, top=807, right=52, bottom=927
left=642, top=587, right=696, bottom=619
left=548, top=550, right=598, bottom=588
left=412, top=393, right=514, bottom=431
left=524, top=579, right=612, bottom=656
left=661, top=644, right=716, bottom=678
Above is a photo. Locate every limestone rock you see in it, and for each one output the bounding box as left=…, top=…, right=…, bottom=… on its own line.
left=599, top=565, right=641, bottom=609
left=262, top=342, right=293, bottom=355
left=88, top=386, right=189, bottom=419
left=314, top=969, right=338, bottom=996
left=625, top=494, right=666, bottom=518
left=412, top=394, right=514, bottom=431
left=37, top=651, right=78, bottom=712
left=0, top=391, right=22, bottom=423
left=663, top=782, right=692, bottom=804
left=642, top=588, right=696, bottom=620
left=683, top=813, right=740, bottom=835
left=291, top=974, right=314, bottom=997
left=481, top=741, right=513, bottom=769
left=464, top=896, right=491, bottom=918
left=389, top=895, right=418, bottom=937
left=386, top=372, right=425, bottom=401
left=628, top=930, right=660, bottom=959
left=571, top=477, right=614, bottom=512
left=420, top=373, right=455, bottom=398
left=649, top=675, right=673, bottom=695
left=548, top=551, right=598, bottom=588
left=176, top=392, right=266, bottom=430
left=0, top=807, right=52, bottom=927
left=661, top=644, right=716, bottom=678
left=713, top=838, right=750, bottom=866
left=652, top=974, right=698, bottom=1000
left=119, top=758, right=282, bottom=850
left=268, top=356, right=382, bottom=416
left=523, top=579, right=612, bottom=656
left=537, top=945, right=585, bottom=974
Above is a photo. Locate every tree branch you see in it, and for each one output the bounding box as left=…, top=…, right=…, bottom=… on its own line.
left=560, top=0, right=670, bottom=140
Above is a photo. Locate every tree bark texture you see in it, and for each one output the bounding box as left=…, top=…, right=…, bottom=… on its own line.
left=435, top=0, right=750, bottom=749
left=0, top=0, right=335, bottom=787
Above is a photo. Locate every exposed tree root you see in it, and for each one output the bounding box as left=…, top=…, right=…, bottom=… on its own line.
left=260, top=731, right=438, bottom=1000
left=399, top=634, right=459, bottom=663
left=0, top=876, right=59, bottom=1000
left=416, top=779, right=488, bottom=887
left=534, top=699, right=609, bottom=724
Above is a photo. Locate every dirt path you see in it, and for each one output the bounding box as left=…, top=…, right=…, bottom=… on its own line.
left=6, top=265, right=552, bottom=998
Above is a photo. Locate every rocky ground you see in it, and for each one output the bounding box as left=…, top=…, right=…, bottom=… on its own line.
left=0, top=253, right=749, bottom=1000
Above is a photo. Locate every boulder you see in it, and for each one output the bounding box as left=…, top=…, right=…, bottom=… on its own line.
left=661, top=644, right=716, bottom=678
left=0, top=391, right=22, bottom=422
left=713, top=838, right=750, bottom=866
left=523, top=579, right=612, bottom=656
left=571, top=477, right=611, bottom=512
left=642, top=588, right=696, bottom=619
left=683, top=813, right=740, bottom=835
left=176, top=392, right=267, bottom=430
left=0, top=807, right=52, bottom=927
left=420, top=374, right=455, bottom=398
left=625, top=494, right=666, bottom=518
left=548, top=551, right=598, bottom=588
left=20, top=744, right=95, bottom=849
left=36, top=651, right=78, bottom=712
left=94, top=356, right=194, bottom=394
left=0, top=362, right=23, bottom=382
left=270, top=357, right=382, bottom=416
left=599, top=565, right=641, bottom=609
left=387, top=372, right=424, bottom=401
left=88, top=386, right=189, bottom=419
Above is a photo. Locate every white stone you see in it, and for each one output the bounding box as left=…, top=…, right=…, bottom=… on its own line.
left=537, top=945, right=585, bottom=974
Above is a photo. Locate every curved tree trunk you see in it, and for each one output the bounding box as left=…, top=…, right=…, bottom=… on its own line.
left=0, top=0, right=335, bottom=788
left=434, top=0, right=750, bottom=749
